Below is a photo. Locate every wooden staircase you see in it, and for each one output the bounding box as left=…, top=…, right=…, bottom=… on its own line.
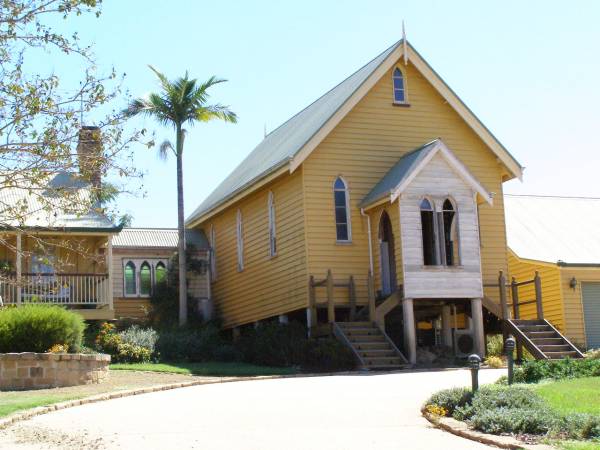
left=490, top=271, right=584, bottom=360
left=333, top=321, right=408, bottom=370
left=506, top=319, right=584, bottom=360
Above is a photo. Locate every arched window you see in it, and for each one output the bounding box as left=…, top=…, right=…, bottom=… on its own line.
left=155, top=261, right=167, bottom=285
left=139, top=262, right=152, bottom=296
left=442, top=199, right=459, bottom=266
left=268, top=191, right=277, bottom=257
left=209, top=224, right=217, bottom=281
left=124, top=261, right=136, bottom=296
left=334, top=177, right=352, bottom=242
left=392, top=68, right=406, bottom=104
left=236, top=209, right=244, bottom=271
left=420, top=198, right=437, bottom=265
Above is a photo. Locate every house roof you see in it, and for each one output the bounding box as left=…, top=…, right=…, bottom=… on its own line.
left=0, top=171, right=118, bottom=232
left=360, top=140, right=438, bottom=208
left=361, top=139, right=493, bottom=208
left=505, top=194, right=600, bottom=265
left=113, top=228, right=209, bottom=249
left=187, top=39, right=522, bottom=226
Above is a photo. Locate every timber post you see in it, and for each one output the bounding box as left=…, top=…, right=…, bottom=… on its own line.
left=534, top=271, right=543, bottom=320
left=510, top=277, right=520, bottom=320
left=326, top=269, right=335, bottom=323
left=498, top=271, right=509, bottom=347
left=348, top=275, right=356, bottom=321
left=367, top=271, right=376, bottom=322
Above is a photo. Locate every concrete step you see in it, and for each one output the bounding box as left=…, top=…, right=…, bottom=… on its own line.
left=336, top=321, right=373, bottom=329
left=358, top=349, right=397, bottom=358
left=519, top=324, right=553, bottom=333
left=545, top=351, right=582, bottom=359
left=344, top=328, right=381, bottom=336
left=524, top=331, right=558, bottom=339
left=347, top=334, right=387, bottom=343
left=353, top=342, right=390, bottom=351
left=529, top=337, right=565, bottom=346
left=362, top=356, right=405, bottom=366
left=537, top=344, right=572, bottom=352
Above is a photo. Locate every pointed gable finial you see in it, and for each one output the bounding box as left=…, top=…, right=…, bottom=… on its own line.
left=402, top=20, right=408, bottom=66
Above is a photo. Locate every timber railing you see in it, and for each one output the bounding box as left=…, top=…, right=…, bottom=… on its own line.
left=308, top=270, right=376, bottom=330
left=483, top=270, right=543, bottom=321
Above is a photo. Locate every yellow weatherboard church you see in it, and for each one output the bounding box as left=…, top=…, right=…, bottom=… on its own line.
left=187, top=39, right=582, bottom=368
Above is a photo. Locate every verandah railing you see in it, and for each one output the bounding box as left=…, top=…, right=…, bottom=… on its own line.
left=0, top=273, right=110, bottom=306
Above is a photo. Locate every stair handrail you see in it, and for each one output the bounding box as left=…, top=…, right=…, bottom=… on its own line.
left=331, top=322, right=367, bottom=367
left=540, top=319, right=585, bottom=358
left=504, top=320, right=548, bottom=360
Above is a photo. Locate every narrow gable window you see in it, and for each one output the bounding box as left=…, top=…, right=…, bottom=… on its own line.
left=268, top=191, right=277, bottom=257
left=441, top=199, right=459, bottom=266
left=209, top=224, right=217, bottom=281
left=334, top=177, right=352, bottom=242
left=420, top=198, right=437, bottom=266
left=139, top=262, right=152, bottom=296
left=392, top=67, right=406, bottom=104
left=236, top=209, right=244, bottom=271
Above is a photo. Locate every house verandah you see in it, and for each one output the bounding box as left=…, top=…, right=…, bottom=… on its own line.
left=0, top=231, right=117, bottom=321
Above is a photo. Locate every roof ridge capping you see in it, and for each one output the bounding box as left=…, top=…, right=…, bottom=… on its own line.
left=187, top=39, right=522, bottom=226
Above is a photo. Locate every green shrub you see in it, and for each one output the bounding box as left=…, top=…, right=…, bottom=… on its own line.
left=156, top=323, right=227, bottom=362
left=236, top=321, right=307, bottom=367
left=454, top=385, right=546, bottom=421
left=299, top=338, right=356, bottom=372
left=0, top=305, right=85, bottom=352
left=513, top=358, right=600, bottom=383
left=111, top=342, right=153, bottom=363
left=467, top=407, right=558, bottom=435
left=119, top=325, right=158, bottom=354
left=426, top=387, right=473, bottom=416
left=486, top=334, right=504, bottom=357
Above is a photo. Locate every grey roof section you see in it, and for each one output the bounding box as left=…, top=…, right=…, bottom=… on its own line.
left=186, top=40, right=403, bottom=224
left=113, top=228, right=209, bottom=249
left=360, top=140, right=439, bottom=207
left=505, top=195, right=600, bottom=265
left=0, top=171, right=118, bottom=231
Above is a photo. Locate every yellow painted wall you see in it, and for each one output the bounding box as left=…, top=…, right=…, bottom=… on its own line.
left=507, top=251, right=564, bottom=331
left=302, top=60, right=509, bottom=303
left=202, top=169, right=307, bottom=328
left=559, top=267, right=600, bottom=348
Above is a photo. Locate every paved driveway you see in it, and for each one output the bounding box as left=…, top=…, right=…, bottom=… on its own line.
left=0, top=369, right=503, bottom=450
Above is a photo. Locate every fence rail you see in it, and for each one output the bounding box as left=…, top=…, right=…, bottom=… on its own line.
left=0, top=273, right=110, bottom=306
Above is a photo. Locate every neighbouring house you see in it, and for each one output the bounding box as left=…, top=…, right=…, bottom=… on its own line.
left=186, top=39, right=578, bottom=368
left=506, top=194, right=600, bottom=351
left=0, top=127, right=120, bottom=320
left=111, top=227, right=211, bottom=321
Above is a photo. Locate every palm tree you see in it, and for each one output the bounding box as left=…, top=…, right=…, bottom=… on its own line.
left=125, top=66, right=237, bottom=326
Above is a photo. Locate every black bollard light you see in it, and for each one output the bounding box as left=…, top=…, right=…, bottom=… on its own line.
left=468, top=354, right=481, bottom=393
left=505, top=337, right=516, bottom=385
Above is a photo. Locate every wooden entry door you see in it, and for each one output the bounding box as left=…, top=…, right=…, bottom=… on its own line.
left=379, top=211, right=397, bottom=296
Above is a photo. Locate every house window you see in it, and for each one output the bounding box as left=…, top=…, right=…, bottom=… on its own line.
left=236, top=209, right=244, bottom=271
left=441, top=199, right=459, bottom=266
left=209, top=224, right=217, bottom=281
left=139, top=262, right=152, bottom=296
left=124, top=261, right=137, bottom=295
left=123, top=259, right=168, bottom=297
left=268, top=191, right=277, bottom=257
left=392, top=68, right=406, bottom=104
left=334, top=177, right=352, bottom=242
left=420, top=198, right=437, bottom=265
left=155, top=262, right=167, bottom=284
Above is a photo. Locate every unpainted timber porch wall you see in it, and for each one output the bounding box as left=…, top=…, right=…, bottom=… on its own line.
left=204, top=169, right=307, bottom=328
left=302, top=59, right=509, bottom=302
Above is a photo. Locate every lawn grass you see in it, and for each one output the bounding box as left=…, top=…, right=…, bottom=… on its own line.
left=552, top=441, right=600, bottom=450
left=110, top=361, right=298, bottom=377
left=534, top=377, right=600, bottom=415
left=0, top=393, right=83, bottom=418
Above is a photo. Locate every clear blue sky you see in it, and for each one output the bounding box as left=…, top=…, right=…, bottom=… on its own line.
left=58, top=1, right=600, bottom=227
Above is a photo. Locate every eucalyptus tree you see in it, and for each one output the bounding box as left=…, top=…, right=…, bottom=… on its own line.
left=124, top=67, right=237, bottom=326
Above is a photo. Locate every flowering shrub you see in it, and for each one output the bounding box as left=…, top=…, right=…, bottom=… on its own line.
left=47, top=343, right=69, bottom=353
left=424, top=404, right=448, bottom=417
left=95, top=322, right=153, bottom=363
left=484, top=356, right=504, bottom=368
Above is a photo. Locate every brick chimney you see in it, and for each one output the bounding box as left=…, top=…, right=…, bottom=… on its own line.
left=76, top=126, right=103, bottom=189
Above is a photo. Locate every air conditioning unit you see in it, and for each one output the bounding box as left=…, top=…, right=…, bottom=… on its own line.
left=453, top=327, right=476, bottom=358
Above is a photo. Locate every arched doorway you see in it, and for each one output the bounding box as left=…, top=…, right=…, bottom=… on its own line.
left=379, top=211, right=397, bottom=296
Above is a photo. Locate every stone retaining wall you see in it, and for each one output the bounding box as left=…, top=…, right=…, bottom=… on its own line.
left=0, top=353, right=110, bottom=390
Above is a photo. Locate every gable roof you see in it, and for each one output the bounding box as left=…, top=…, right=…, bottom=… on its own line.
left=360, top=139, right=493, bottom=209
left=113, top=227, right=209, bottom=249
left=187, top=40, right=523, bottom=226
left=505, top=195, right=600, bottom=265
left=0, top=172, right=119, bottom=232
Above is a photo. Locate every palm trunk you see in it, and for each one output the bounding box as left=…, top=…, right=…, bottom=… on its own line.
left=176, top=125, right=187, bottom=326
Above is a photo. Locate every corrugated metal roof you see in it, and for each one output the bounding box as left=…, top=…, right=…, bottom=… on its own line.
left=360, top=139, right=438, bottom=207
left=186, top=40, right=402, bottom=224
left=0, top=171, right=118, bottom=231
left=113, top=228, right=209, bottom=249
left=505, top=194, right=600, bottom=264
